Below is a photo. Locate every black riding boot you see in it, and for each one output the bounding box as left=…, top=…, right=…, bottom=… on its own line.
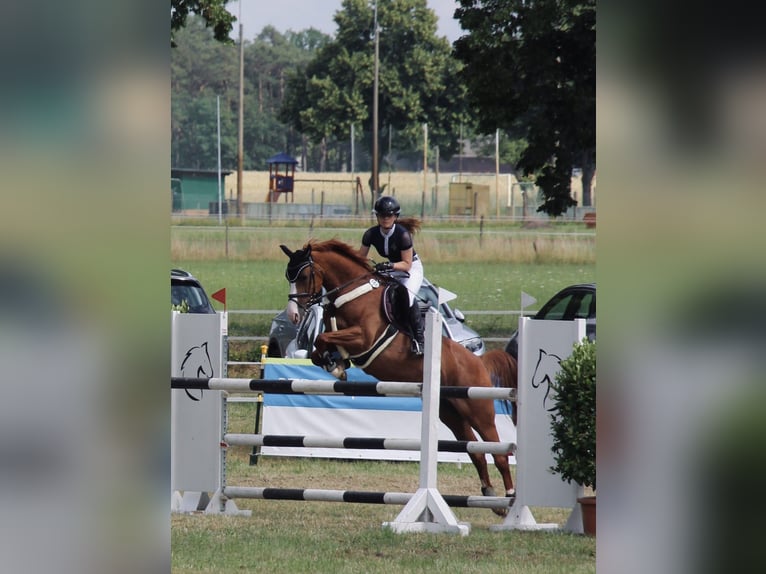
left=408, top=302, right=425, bottom=356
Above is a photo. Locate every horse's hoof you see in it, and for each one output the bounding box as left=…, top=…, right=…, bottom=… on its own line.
left=330, top=365, right=347, bottom=380
left=482, top=486, right=509, bottom=516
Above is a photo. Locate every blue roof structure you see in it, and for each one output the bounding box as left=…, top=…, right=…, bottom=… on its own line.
left=267, top=152, right=298, bottom=165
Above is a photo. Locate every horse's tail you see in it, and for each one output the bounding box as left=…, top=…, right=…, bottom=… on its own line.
left=480, top=349, right=518, bottom=426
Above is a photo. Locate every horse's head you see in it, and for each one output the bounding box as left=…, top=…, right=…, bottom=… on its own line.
left=281, top=240, right=377, bottom=313
left=280, top=243, right=323, bottom=309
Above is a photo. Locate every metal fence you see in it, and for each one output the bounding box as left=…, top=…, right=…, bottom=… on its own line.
left=225, top=308, right=525, bottom=346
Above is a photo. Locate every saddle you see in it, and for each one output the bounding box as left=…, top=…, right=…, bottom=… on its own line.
left=382, top=281, right=415, bottom=337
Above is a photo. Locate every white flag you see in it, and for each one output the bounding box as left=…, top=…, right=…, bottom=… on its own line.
left=438, top=286, right=457, bottom=305
left=521, top=291, right=537, bottom=310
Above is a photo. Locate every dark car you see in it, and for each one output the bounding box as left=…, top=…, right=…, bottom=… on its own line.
left=504, top=283, right=596, bottom=359
left=268, top=278, right=486, bottom=358
left=171, top=269, right=216, bottom=314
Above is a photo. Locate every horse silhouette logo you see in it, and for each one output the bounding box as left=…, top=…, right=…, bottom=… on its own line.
left=180, top=342, right=214, bottom=401
left=530, top=348, right=563, bottom=410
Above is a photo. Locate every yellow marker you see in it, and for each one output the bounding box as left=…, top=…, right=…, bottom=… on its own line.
left=260, top=344, right=268, bottom=379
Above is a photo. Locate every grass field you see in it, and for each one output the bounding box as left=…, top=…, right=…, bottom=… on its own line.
left=171, top=404, right=596, bottom=574
left=170, top=257, right=594, bottom=364
left=171, top=222, right=595, bottom=344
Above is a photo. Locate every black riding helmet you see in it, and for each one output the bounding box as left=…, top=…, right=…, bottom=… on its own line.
left=373, top=195, right=400, bottom=217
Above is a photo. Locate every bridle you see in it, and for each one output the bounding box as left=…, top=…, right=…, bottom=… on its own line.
left=287, top=256, right=382, bottom=311
left=285, top=252, right=322, bottom=308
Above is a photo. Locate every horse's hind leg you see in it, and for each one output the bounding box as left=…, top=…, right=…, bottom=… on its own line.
left=470, top=411, right=515, bottom=498
left=439, top=400, right=497, bottom=497
left=448, top=398, right=516, bottom=514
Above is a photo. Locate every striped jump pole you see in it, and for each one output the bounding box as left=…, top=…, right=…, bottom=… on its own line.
left=171, top=377, right=516, bottom=401
left=172, top=377, right=422, bottom=396
left=222, top=487, right=512, bottom=511
left=223, top=434, right=516, bottom=455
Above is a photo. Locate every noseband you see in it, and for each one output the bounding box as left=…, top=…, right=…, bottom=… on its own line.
left=285, top=252, right=322, bottom=307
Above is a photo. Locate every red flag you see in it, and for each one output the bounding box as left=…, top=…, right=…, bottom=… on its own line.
left=211, top=288, right=226, bottom=309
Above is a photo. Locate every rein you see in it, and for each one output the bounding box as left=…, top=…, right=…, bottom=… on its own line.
left=287, top=258, right=378, bottom=310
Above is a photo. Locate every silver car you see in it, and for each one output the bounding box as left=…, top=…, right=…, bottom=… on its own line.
left=269, top=278, right=485, bottom=358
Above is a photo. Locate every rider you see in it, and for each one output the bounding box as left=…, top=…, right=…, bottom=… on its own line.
left=358, top=195, right=426, bottom=356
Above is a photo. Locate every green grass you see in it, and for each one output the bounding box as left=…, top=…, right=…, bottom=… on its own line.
left=171, top=222, right=595, bottom=265
left=171, top=259, right=594, bottom=313
left=171, top=223, right=594, bottom=363
left=171, top=404, right=596, bottom=574
left=170, top=259, right=594, bottom=341
left=172, top=510, right=595, bottom=573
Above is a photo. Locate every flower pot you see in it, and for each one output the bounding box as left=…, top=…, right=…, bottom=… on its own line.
left=577, top=495, right=596, bottom=536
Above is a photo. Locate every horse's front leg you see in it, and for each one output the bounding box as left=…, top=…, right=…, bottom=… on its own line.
left=311, top=326, right=365, bottom=380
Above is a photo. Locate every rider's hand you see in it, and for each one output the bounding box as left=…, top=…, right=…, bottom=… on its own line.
left=374, top=261, right=394, bottom=273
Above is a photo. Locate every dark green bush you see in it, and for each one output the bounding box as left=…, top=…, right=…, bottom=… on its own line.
left=549, top=338, right=596, bottom=489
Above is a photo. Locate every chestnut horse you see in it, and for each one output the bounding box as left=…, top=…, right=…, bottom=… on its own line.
left=280, top=239, right=515, bottom=514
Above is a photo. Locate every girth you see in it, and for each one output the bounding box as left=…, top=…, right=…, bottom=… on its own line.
left=322, top=276, right=401, bottom=369
left=346, top=324, right=399, bottom=369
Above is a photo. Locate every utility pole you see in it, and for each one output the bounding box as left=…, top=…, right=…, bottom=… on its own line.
left=372, top=0, right=380, bottom=201
left=236, top=0, right=244, bottom=221
left=217, top=96, right=222, bottom=224
left=495, top=128, right=500, bottom=217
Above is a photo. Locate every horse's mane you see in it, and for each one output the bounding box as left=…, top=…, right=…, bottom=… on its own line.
left=305, top=239, right=372, bottom=270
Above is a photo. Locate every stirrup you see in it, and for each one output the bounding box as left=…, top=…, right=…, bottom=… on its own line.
left=411, top=339, right=424, bottom=356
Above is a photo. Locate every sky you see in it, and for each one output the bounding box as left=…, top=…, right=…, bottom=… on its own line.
left=233, top=0, right=465, bottom=43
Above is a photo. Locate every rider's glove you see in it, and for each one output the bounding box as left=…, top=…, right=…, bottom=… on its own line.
left=374, top=261, right=394, bottom=273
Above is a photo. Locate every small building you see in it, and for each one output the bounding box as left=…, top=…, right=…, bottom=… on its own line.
left=171, top=168, right=232, bottom=213
left=448, top=182, right=490, bottom=217
left=266, top=152, right=298, bottom=203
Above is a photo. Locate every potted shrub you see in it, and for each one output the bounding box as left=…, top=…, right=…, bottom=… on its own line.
left=549, top=338, right=596, bottom=535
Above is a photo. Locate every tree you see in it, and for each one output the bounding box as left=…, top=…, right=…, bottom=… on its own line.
left=171, top=17, right=239, bottom=169
left=279, top=0, right=470, bottom=178
left=171, top=0, right=236, bottom=47
left=243, top=27, right=331, bottom=169
left=473, top=130, right=528, bottom=169
left=172, top=18, right=329, bottom=170
left=454, top=0, right=595, bottom=216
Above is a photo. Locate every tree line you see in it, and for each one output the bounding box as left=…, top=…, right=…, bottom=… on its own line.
left=171, top=0, right=595, bottom=215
